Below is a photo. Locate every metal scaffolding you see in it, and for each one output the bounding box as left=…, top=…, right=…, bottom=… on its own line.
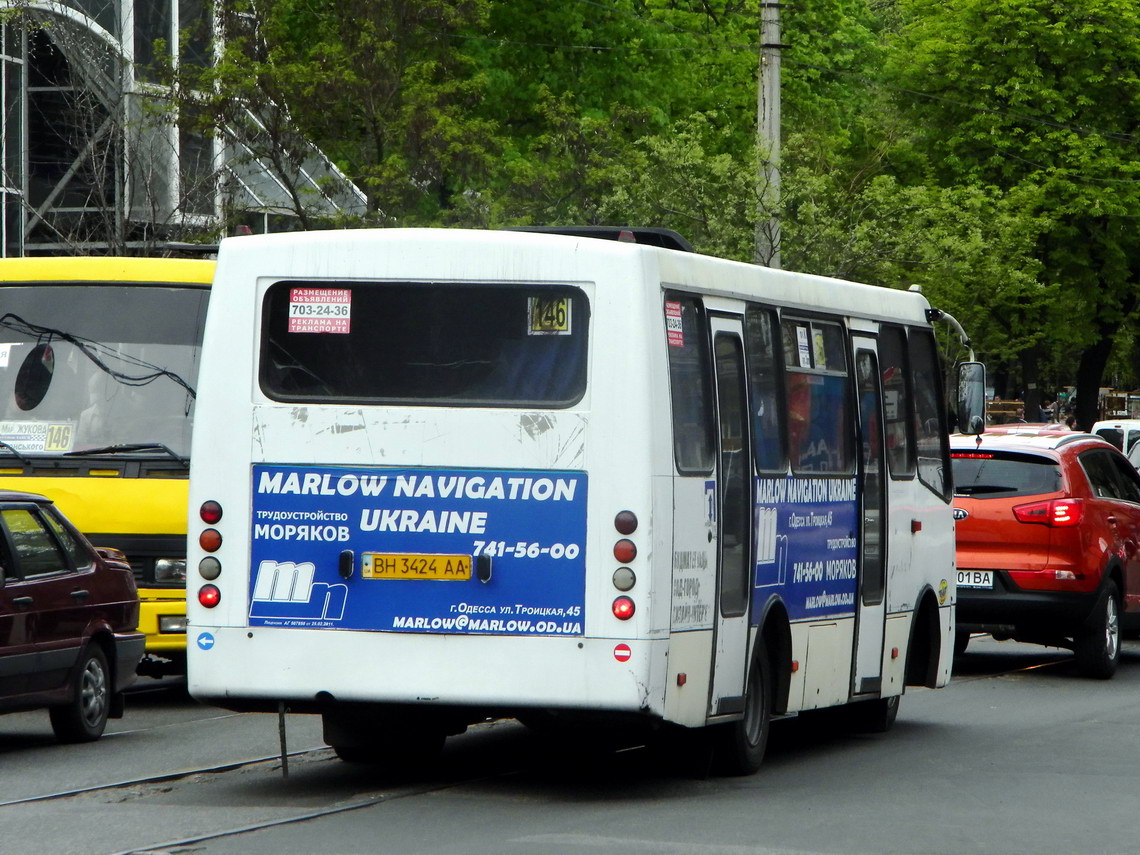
left=0, top=0, right=365, bottom=256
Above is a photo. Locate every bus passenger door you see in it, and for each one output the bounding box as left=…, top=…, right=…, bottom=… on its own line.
left=852, top=342, right=887, bottom=695
left=709, top=318, right=753, bottom=715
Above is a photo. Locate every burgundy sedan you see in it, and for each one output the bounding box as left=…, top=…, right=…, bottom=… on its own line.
left=0, top=491, right=144, bottom=741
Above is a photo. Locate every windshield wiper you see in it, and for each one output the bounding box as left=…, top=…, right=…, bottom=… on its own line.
left=0, top=440, right=34, bottom=467
left=65, top=443, right=188, bottom=465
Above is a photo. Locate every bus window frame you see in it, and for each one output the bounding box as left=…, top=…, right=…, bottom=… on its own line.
left=780, top=314, right=855, bottom=477
left=256, top=279, right=591, bottom=409
left=877, top=323, right=917, bottom=482
left=908, top=326, right=952, bottom=503
left=664, top=292, right=716, bottom=477
left=743, top=304, right=789, bottom=475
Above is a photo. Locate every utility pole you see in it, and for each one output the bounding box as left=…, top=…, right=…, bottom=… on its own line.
left=754, top=1, right=782, bottom=268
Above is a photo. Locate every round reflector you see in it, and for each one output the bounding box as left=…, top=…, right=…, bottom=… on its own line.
left=199, top=528, right=223, bottom=552
left=200, top=500, right=223, bottom=524
left=612, top=596, right=635, bottom=620
left=613, top=539, right=637, bottom=563
left=199, top=556, right=222, bottom=580
left=198, top=584, right=221, bottom=608
left=612, top=566, right=636, bottom=592
left=614, top=510, right=638, bottom=535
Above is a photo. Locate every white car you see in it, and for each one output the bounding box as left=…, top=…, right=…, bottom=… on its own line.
left=1091, top=419, right=1140, bottom=454
left=1127, top=440, right=1140, bottom=473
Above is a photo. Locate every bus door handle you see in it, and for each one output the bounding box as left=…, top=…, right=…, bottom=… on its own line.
left=338, top=550, right=355, bottom=579
left=476, top=553, right=492, bottom=583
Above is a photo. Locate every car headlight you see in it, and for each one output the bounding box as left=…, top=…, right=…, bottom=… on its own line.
left=155, top=558, right=187, bottom=583
left=159, top=614, right=187, bottom=633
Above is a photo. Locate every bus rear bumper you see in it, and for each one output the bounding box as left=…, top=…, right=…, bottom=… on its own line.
left=188, top=626, right=668, bottom=719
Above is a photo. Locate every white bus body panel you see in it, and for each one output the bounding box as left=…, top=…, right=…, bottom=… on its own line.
left=189, top=232, right=676, bottom=715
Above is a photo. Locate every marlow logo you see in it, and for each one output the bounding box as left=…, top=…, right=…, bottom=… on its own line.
left=249, top=560, right=348, bottom=621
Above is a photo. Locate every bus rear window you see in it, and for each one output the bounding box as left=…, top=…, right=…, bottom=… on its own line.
left=260, top=281, right=588, bottom=406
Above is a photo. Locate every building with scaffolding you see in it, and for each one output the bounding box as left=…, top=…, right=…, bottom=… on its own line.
left=0, top=0, right=365, bottom=256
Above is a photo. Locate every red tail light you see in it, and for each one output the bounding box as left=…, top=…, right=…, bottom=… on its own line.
left=614, top=510, right=638, bottom=534
left=199, top=528, right=223, bottom=552
left=1013, top=498, right=1083, bottom=527
left=198, top=584, right=221, bottom=608
left=612, top=596, right=635, bottom=620
left=613, top=539, right=637, bottom=563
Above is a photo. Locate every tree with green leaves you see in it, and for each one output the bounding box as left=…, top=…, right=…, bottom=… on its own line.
left=880, top=0, right=1140, bottom=427
left=164, top=0, right=497, bottom=225
left=151, top=0, right=1139, bottom=426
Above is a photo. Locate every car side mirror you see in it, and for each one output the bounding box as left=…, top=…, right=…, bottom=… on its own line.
left=957, top=362, right=986, bottom=436
left=95, top=546, right=133, bottom=572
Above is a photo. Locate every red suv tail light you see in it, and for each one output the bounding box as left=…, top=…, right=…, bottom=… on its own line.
left=1013, top=498, right=1083, bottom=527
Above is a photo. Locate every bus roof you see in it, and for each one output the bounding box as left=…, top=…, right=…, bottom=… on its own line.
left=0, top=256, right=215, bottom=285
left=214, top=228, right=932, bottom=327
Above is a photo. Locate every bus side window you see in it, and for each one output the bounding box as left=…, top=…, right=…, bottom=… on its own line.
left=744, top=307, right=786, bottom=472
left=664, top=296, right=714, bottom=474
left=878, top=324, right=916, bottom=479
left=781, top=319, right=853, bottom=474
left=908, top=327, right=951, bottom=501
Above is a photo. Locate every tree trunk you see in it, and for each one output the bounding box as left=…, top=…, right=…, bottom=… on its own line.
left=1074, top=334, right=1115, bottom=432
left=1020, top=346, right=1042, bottom=422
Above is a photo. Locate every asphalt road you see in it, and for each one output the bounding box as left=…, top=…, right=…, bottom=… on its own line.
left=3, top=637, right=1139, bottom=855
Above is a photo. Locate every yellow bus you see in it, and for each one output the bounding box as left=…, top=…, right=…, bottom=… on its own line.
left=0, top=256, right=214, bottom=677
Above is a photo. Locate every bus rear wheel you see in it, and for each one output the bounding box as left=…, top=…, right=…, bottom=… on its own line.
left=715, top=647, right=772, bottom=776
left=329, top=729, right=445, bottom=767
left=847, top=694, right=900, bottom=734
left=323, top=710, right=446, bottom=768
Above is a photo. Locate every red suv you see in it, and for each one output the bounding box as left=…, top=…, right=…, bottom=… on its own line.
left=951, top=430, right=1140, bottom=678
left=0, top=491, right=144, bottom=740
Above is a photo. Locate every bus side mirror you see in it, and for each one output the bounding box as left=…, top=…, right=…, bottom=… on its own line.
left=957, top=362, right=986, bottom=435
left=14, top=342, right=55, bottom=411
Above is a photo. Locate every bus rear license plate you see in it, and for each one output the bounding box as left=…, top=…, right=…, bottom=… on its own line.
left=362, top=553, right=472, bottom=580
left=956, top=570, right=993, bottom=589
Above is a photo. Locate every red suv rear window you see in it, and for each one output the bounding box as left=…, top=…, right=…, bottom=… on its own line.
left=952, top=451, right=1062, bottom=498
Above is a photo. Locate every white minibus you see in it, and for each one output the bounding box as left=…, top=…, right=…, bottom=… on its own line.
left=187, top=227, right=982, bottom=774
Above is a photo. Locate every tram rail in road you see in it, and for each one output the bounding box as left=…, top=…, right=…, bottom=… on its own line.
left=0, top=640, right=1089, bottom=855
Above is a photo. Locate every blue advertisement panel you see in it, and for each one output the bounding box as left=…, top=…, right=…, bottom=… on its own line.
left=752, top=475, right=859, bottom=621
left=249, top=465, right=587, bottom=635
